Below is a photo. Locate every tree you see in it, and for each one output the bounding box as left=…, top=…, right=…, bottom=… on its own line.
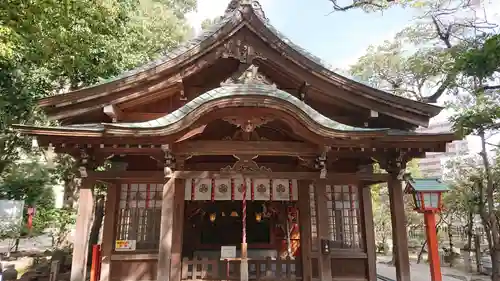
left=0, top=159, right=56, bottom=253
left=348, top=0, right=496, bottom=103
left=201, top=16, right=224, bottom=31
left=450, top=33, right=500, bottom=280
left=0, top=0, right=197, bottom=260
left=0, top=0, right=196, bottom=177
left=326, top=0, right=483, bottom=13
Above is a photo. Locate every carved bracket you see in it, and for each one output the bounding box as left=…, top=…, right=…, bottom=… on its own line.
left=378, top=151, right=408, bottom=180
left=78, top=149, right=89, bottom=178
left=217, top=38, right=265, bottom=63
left=220, top=64, right=276, bottom=87
left=162, top=144, right=176, bottom=178
left=315, top=146, right=330, bottom=179
left=298, top=156, right=316, bottom=169
left=223, top=116, right=274, bottom=133
left=220, top=155, right=272, bottom=173
left=298, top=82, right=310, bottom=101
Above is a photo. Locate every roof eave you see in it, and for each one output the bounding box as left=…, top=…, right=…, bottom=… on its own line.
left=241, top=9, right=443, bottom=120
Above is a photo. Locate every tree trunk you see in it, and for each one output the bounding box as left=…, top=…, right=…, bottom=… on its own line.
left=447, top=223, right=454, bottom=267
left=491, top=248, right=500, bottom=281
left=463, top=215, right=474, bottom=272
left=478, top=131, right=500, bottom=281
left=417, top=239, right=427, bottom=264
left=391, top=241, right=396, bottom=265
left=467, top=213, right=474, bottom=251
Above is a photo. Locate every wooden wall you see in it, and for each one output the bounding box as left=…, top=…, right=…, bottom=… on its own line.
left=110, top=259, right=158, bottom=281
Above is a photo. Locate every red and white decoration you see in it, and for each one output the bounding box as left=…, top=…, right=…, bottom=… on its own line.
left=185, top=178, right=298, bottom=201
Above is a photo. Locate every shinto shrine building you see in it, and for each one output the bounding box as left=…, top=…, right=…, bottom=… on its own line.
left=14, top=1, right=457, bottom=281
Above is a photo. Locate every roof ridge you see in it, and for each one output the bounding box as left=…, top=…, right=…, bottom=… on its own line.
left=224, top=0, right=266, bottom=20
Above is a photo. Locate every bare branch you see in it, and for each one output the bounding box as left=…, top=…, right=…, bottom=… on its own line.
left=483, top=84, right=500, bottom=90
left=328, top=0, right=392, bottom=11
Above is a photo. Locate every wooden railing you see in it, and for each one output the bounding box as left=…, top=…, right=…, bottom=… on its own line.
left=181, top=257, right=302, bottom=281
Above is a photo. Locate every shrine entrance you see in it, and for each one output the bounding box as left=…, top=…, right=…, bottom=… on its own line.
left=180, top=177, right=302, bottom=280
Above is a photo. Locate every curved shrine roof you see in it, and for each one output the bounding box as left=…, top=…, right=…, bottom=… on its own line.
left=37, top=0, right=442, bottom=128
left=15, top=84, right=455, bottom=147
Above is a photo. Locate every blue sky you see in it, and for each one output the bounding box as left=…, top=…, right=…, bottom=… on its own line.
left=186, top=0, right=500, bottom=151
left=188, top=0, right=418, bottom=68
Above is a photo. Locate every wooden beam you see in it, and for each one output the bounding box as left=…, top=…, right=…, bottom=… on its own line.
left=100, top=183, right=118, bottom=281
left=70, top=181, right=94, bottom=281
left=173, top=141, right=320, bottom=156
left=298, top=180, right=313, bottom=281
left=157, top=178, right=181, bottom=281
left=315, top=181, right=333, bottom=281
left=170, top=180, right=186, bottom=281
left=87, top=170, right=391, bottom=182
left=119, top=112, right=167, bottom=122
left=388, top=176, right=411, bottom=281
left=103, top=104, right=123, bottom=122
left=360, top=184, right=377, bottom=281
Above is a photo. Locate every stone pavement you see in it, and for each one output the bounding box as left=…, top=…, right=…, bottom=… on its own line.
left=377, top=261, right=491, bottom=281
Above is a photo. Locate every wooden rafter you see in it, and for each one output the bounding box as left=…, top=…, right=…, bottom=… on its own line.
left=172, top=141, right=320, bottom=157
left=86, top=170, right=391, bottom=182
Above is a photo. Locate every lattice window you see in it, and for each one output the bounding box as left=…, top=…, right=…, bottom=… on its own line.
left=115, top=183, right=163, bottom=251
left=326, top=185, right=362, bottom=249
left=309, top=184, right=318, bottom=251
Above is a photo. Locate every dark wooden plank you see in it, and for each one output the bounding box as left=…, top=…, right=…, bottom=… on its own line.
left=156, top=178, right=179, bottom=281
left=99, top=183, right=118, bottom=281
left=315, top=182, right=333, bottom=281
left=171, top=179, right=186, bottom=281
left=173, top=140, right=319, bottom=157
left=388, top=177, right=411, bottom=281
left=298, top=180, right=313, bottom=281
left=360, top=184, right=377, bottom=281
left=87, top=170, right=390, bottom=182
left=70, top=182, right=95, bottom=281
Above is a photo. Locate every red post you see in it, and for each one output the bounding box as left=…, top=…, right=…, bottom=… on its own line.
left=424, top=212, right=442, bottom=281
left=90, top=244, right=101, bottom=281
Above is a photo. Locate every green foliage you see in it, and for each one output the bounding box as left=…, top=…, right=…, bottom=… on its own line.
left=454, top=34, right=500, bottom=79
left=201, top=16, right=223, bottom=31
left=0, top=0, right=195, bottom=175
left=46, top=207, right=77, bottom=248
left=0, top=159, right=56, bottom=235
left=450, top=94, right=500, bottom=137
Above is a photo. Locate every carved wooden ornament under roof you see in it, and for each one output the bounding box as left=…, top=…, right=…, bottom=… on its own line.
left=222, top=115, right=273, bottom=132
left=220, top=155, right=272, bottom=173
left=220, top=63, right=276, bottom=87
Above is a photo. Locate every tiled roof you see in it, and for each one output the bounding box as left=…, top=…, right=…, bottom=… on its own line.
left=107, top=84, right=388, bottom=132
left=72, top=14, right=235, bottom=91
left=406, top=178, right=449, bottom=192
left=29, top=84, right=450, bottom=136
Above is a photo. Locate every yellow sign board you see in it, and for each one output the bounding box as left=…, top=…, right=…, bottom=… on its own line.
left=115, top=240, right=136, bottom=251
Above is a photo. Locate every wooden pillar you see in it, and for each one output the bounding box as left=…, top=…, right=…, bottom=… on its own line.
left=388, top=176, right=411, bottom=281
left=100, top=183, right=118, bottom=281
left=70, top=180, right=95, bottom=281
left=157, top=178, right=181, bottom=281
left=360, top=183, right=377, bottom=281
left=314, top=181, right=332, bottom=281
left=170, top=179, right=186, bottom=281
left=298, top=180, right=313, bottom=281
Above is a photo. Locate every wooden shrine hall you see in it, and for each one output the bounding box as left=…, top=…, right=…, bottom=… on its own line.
left=14, top=1, right=457, bottom=281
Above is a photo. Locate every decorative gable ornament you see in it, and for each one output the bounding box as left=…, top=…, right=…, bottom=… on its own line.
left=220, top=64, right=276, bottom=87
